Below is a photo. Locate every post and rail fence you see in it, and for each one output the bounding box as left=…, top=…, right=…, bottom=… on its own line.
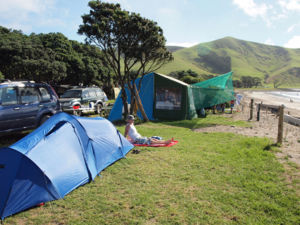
left=248, top=98, right=300, bottom=145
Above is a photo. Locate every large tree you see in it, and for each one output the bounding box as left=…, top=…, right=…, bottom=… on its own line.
left=0, top=26, right=114, bottom=97
left=78, top=1, right=173, bottom=120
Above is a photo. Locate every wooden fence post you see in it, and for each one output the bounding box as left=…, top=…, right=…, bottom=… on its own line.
left=257, top=103, right=261, bottom=121
left=277, top=105, right=284, bottom=145
left=249, top=99, right=254, bottom=120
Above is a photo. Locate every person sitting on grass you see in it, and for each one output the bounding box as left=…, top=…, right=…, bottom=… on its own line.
left=124, top=115, right=173, bottom=145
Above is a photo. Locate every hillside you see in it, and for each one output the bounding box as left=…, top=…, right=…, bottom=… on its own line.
left=159, top=37, right=300, bottom=85
left=166, top=46, right=185, bottom=53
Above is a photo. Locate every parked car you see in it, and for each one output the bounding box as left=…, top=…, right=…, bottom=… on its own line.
left=0, top=80, right=61, bottom=134
left=60, top=87, right=108, bottom=116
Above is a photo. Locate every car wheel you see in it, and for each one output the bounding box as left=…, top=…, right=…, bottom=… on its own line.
left=73, top=109, right=82, bottom=116
left=95, top=103, right=102, bottom=115
left=39, top=115, right=51, bottom=126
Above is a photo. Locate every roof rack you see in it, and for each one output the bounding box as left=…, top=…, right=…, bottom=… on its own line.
left=0, top=79, right=11, bottom=83
left=20, top=80, right=35, bottom=83
left=0, top=80, right=35, bottom=84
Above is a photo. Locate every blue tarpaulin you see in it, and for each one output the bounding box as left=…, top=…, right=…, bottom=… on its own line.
left=0, top=112, right=133, bottom=219
left=108, top=73, right=154, bottom=121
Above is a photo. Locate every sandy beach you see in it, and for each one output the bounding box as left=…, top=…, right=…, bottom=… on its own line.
left=241, top=90, right=300, bottom=117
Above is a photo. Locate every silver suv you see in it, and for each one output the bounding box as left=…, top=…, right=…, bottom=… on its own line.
left=60, top=87, right=107, bottom=116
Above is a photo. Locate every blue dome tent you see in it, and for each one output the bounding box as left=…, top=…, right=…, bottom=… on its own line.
left=0, top=112, right=133, bottom=220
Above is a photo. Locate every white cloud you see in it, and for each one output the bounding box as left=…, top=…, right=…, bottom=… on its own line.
left=167, top=42, right=198, bottom=47
left=278, top=0, right=300, bottom=12
left=265, top=38, right=275, bottom=45
left=232, top=0, right=275, bottom=27
left=284, top=35, right=300, bottom=48
left=232, top=0, right=270, bottom=17
left=158, top=8, right=181, bottom=17
left=0, top=0, right=62, bottom=32
left=0, top=0, right=54, bottom=14
left=287, top=24, right=297, bottom=32
left=4, top=22, right=32, bottom=33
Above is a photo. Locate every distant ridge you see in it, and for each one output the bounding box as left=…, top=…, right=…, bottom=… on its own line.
left=159, top=37, right=300, bottom=85
left=166, top=46, right=185, bottom=53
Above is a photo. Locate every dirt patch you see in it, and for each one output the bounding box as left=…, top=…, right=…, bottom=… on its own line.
left=194, top=95, right=300, bottom=167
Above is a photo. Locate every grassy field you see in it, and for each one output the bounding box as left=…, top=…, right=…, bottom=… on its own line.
left=1, top=115, right=300, bottom=224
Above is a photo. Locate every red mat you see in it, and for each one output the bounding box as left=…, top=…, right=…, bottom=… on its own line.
left=133, top=140, right=178, bottom=147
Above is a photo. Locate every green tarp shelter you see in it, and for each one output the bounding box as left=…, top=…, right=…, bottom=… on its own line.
left=191, top=71, right=235, bottom=110
left=108, top=71, right=234, bottom=121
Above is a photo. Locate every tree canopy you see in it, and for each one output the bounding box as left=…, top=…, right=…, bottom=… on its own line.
left=0, top=26, right=114, bottom=97
left=232, top=76, right=262, bottom=88
left=169, top=69, right=205, bottom=84
left=78, top=0, right=173, bottom=119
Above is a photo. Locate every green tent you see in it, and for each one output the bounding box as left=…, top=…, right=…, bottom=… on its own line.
left=153, top=73, right=197, bottom=120
left=109, top=72, right=234, bottom=121
left=154, top=72, right=235, bottom=119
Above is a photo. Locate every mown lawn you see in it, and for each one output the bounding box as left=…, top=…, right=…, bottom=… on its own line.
left=2, top=115, right=300, bottom=224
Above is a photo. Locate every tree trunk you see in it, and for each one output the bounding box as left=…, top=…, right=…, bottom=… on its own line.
left=129, top=88, right=136, bottom=114
left=134, top=83, right=149, bottom=122
left=121, top=88, right=128, bottom=119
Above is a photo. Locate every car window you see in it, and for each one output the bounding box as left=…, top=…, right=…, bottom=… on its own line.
left=96, top=89, right=103, bottom=96
left=39, top=87, right=51, bottom=101
left=19, top=87, right=40, bottom=104
left=82, top=90, right=89, bottom=98
left=1, top=87, right=18, bottom=106
left=89, top=90, right=96, bottom=97
left=61, top=90, right=82, bottom=98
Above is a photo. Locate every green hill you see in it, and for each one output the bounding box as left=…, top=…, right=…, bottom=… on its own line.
left=166, top=46, right=185, bottom=53
left=160, top=37, right=300, bottom=85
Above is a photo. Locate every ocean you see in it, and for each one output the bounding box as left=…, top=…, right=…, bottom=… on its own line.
left=270, top=90, right=300, bottom=102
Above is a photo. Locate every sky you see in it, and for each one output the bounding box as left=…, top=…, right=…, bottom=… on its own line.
left=0, top=0, right=300, bottom=48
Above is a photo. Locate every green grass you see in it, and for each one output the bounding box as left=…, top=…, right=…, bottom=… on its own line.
left=160, top=114, right=251, bottom=129
left=2, top=116, right=300, bottom=224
